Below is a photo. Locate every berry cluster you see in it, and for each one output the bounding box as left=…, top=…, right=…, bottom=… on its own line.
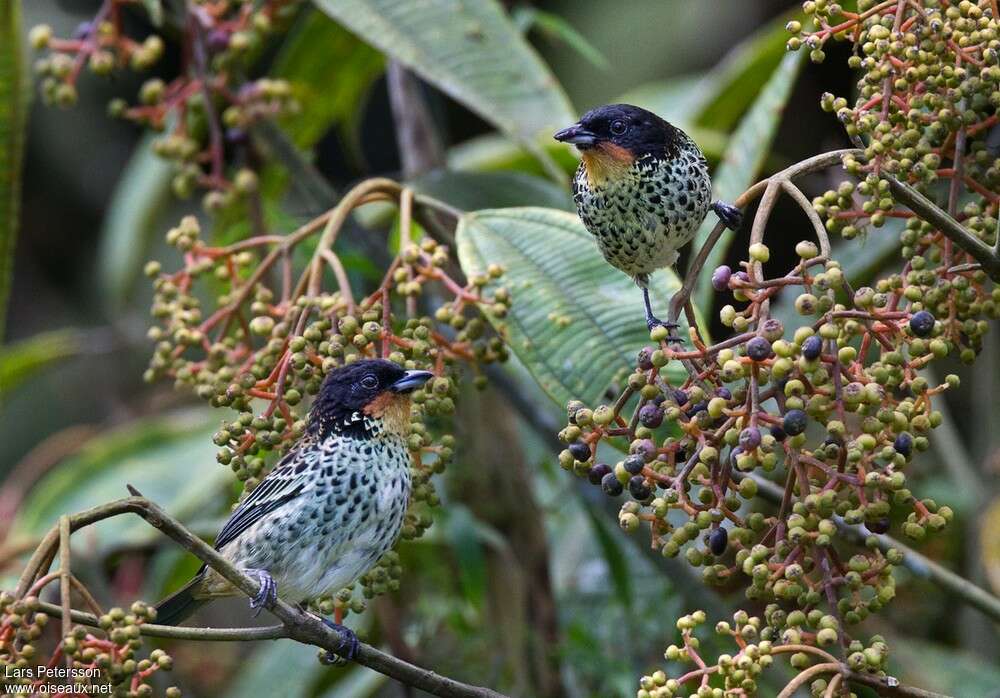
left=554, top=7, right=998, bottom=681
left=144, top=184, right=508, bottom=617
left=789, top=0, right=1000, bottom=359
left=29, top=0, right=302, bottom=212
left=0, top=594, right=178, bottom=697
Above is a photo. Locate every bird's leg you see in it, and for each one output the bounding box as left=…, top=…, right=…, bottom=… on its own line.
left=643, top=287, right=684, bottom=343
left=711, top=201, right=743, bottom=230
left=246, top=568, right=277, bottom=616
left=319, top=617, right=360, bottom=661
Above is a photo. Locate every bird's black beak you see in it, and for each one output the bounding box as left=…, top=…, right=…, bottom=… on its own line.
left=554, top=123, right=598, bottom=149
left=389, top=370, right=434, bottom=394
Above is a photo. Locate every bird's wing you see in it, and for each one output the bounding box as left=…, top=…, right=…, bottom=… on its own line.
left=213, top=442, right=319, bottom=551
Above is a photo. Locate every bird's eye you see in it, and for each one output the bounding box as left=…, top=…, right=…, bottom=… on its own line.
left=610, top=120, right=627, bottom=136
left=360, top=375, right=378, bottom=390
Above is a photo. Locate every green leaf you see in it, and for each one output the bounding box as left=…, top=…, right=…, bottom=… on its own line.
left=11, top=409, right=231, bottom=554
left=693, top=49, right=806, bottom=310
left=272, top=10, right=383, bottom=151
left=456, top=207, right=689, bottom=407
left=410, top=170, right=573, bottom=212
left=447, top=134, right=579, bottom=177
left=583, top=504, right=632, bottom=612
left=0, top=329, right=84, bottom=395
left=0, top=0, right=28, bottom=340
left=617, top=9, right=800, bottom=135
left=512, top=7, right=609, bottom=71
left=311, top=0, right=574, bottom=178
left=97, top=132, right=173, bottom=312
left=222, top=639, right=325, bottom=698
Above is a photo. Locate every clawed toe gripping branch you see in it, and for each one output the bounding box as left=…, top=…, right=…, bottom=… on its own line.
left=5, top=493, right=507, bottom=698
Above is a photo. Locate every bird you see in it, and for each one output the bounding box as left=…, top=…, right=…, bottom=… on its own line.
left=154, top=359, right=434, bottom=659
left=554, top=103, right=742, bottom=334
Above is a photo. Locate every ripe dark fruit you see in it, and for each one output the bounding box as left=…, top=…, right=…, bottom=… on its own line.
left=568, top=441, right=591, bottom=462
left=866, top=518, right=890, bottom=535
left=746, top=336, right=773, bottom=361
left=711, top=265, right=732, bottom=291
left=738, top=427, right=762, bottom=451
left=782, top=409, right=808, bottom=436
left=639, top=404, right=664, bottom=428
left=893, top=433, right=913, bottom=457
left=909, top=310, right=935, bottom=337
left=589, top=462, right=612, bottom=485
left=637, top=346, right=655, bottom=371
left=628, top=475, right=651, bottom=500
left=708, top=527, right=728, bottom=555
left=801, top=335, right=823, bottom=360
left=601, top=472, right=623, bottom=496
left=673, top=389, right=689, bottom=406
left=623, top=454, right=646, bottom=475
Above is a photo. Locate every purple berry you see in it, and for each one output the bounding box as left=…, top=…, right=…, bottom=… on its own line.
left=628, top=475, right=651, bottom=500
left=738, top=427, right=762, bottom=450
left=673, top=389, right=689, bottom=406
left=637, top=346, right=655, bottom=370
left=711, top=265, right=732, bottom=291
left=639, top=404, right=664, bottom=428
left=715, top=387, right=732, bottom=400
left=909, top=310, right=935, bottom=338
left=801, top=335, right=823, bottom=360
left=770, top=426, right=787, bottom=442
left=782, top=409, right=808, bottom=436
left=746, top=336, right=773, bottom=361
left=589, top=462, right=612, bottom=485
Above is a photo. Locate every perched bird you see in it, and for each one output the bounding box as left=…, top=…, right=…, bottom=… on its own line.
left=155, top=359, right=433, bottom=658
left=554, top=104, right=742, bottom=332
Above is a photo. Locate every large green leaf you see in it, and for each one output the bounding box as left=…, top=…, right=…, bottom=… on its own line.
left=11, top=409, right=230, bottom=554
left=410, top=170, right=573, bottom=212
left=693, top=49, right=806, bottom=310
left=97, top=132, right=173, bottom=312
left=311, top=0, right=574, bottom=178
left=456, top=207, right=688, bottom=407
left=0, top=0, right=28, bottom=340
left=272, top=10, right=384, bottom=151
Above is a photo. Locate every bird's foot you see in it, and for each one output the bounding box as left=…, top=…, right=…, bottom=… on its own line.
left=645, top=315, right=685, bottom=343
left=712, top=201, right=743, bottom=230
left=246, top=569, right=277, bottom=617
left=320, top=618, right=360, bottom=661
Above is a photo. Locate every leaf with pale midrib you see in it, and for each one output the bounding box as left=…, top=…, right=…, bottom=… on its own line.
left=456, top=207, right=690, bottom=408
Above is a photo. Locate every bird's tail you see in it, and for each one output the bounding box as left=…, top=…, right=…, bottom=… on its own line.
left=154, top=576, right=207, bottom=627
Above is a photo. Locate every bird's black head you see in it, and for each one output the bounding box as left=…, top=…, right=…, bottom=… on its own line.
left=309, top=359, right=433, bottom=438
left=554, top=104, right=681, bottom=160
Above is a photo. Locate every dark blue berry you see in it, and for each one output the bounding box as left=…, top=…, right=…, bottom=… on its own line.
left=568, top=441, right=591, bottom=462
left=589, top=462, right=612, bottom=485
left=715, top=387, right=732, bottom=400
left=689, top=401, right=708, bottom=415
left=893, top=432, right=913, bottom=457
left=673, top=389, right=689, bottom=406
left=738, top=427, right=761, bottom=450
left=770, top=426, right=787, bottom=442
left=782, top=409, right=808, bottom=436
left=711, top=265, right=732, bottom=291
left=746, top=337, right=773, bottom=361
left=623, top=454, right=645, bottom=475
left=639, top=404, right=664, bottom=428
left=708, top=527, right=728, bottom=555
left=909, top=310, right=935, bottom=338
left=801, top=335, right=823, bottom=360
left=628, top=475, right=651, bottom=500
left=601, top=473, right=623, bottom=496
